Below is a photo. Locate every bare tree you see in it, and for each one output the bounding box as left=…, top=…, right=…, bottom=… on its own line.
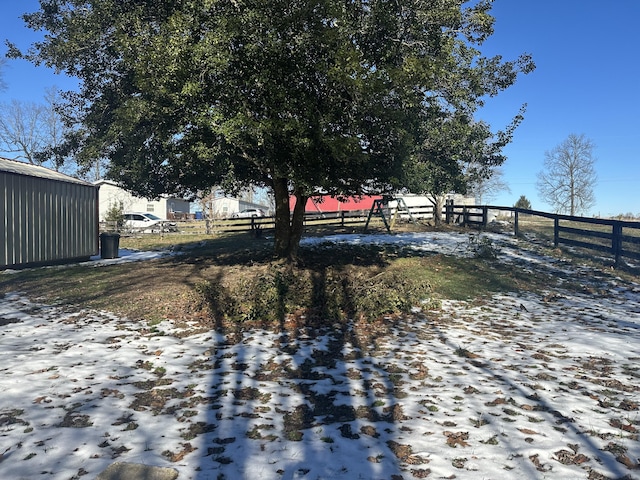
left=41, top=87, right=66, bottom=168
left=468, top=167, right=511, bottom=205
left=537, top=134, right=597, bottom=215
left=0, top=88, right=85, bottom=175
left=0, top=99, right=46, bottom=164
left=197, top=188, right=217, bottom=235
left=0, top=58, right=6, bottom=92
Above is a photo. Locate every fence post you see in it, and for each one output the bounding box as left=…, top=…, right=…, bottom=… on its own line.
left=462, top=205, right=468, bottom=227
left=482, top=206, right=488, bottom=228
left=553, top=218, right=559, bottom=247
left=445, top=200, right=452, bottom=224
left=341, top=211, right=345, bottom=227
left=612, top=222, right=623, bottom=267
left=514, top=210, right=519, bottom=237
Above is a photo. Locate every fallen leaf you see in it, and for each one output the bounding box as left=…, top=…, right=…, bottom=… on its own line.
left=444, top=431, right=470, bottom=448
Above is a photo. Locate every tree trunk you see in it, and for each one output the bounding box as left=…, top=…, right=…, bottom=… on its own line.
left=429, top=194, right=445, bottom=226
left=289, top=190, right=308, bottom=259
left=272, top=177, right=307, bottom=260
left=570, top=177, right=575, bottom=216
left=273, top=177, right=291, bottom=258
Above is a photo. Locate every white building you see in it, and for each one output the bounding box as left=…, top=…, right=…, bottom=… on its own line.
left=95, top=180, right=191, bottom=221
left=199, top=188, right=273, bottom=218
left=394, top=193, right=476, bottom=208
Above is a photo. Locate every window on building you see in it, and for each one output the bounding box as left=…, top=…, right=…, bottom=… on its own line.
left=147, top=204, right=155, bottom=212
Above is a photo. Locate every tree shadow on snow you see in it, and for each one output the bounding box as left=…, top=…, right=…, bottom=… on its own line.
left=191, top=245, right=415, bottom=479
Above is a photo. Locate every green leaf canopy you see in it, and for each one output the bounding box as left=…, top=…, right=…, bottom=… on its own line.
left=12, top=0, right=533, bottom=257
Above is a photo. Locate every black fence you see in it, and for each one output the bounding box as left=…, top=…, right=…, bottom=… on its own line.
left=461, top=205, right=640, bottom=266
left=201, top=210, right=373, bottom=234
left=364, top=201, right=640, bottom=266
left=109, top=202, right=640, bottom=266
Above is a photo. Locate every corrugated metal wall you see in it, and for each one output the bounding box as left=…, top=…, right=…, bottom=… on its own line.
left=1, top=172, right=99, bottom=268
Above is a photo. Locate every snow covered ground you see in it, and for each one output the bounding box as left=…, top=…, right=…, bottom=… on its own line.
left=1, top=232, right=639, bottom=480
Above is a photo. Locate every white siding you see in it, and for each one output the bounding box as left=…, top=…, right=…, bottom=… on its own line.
left=96, top=181, right=190, bottom=220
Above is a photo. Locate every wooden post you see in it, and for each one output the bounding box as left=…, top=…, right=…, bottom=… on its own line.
left=514, top=210, right=519, bottom=237
left=482, top=206, right=488, bottom=228
left=341, top=211, right=345, bottom=227
left=462, top=205, right=468, bottom=227
left=445, top=200, right=453, bottom=224
left=553, top=217, right=559, bottom=247
left=364, top=199, right=391, bottom=233
left=612, top=222, right=623, bottom=267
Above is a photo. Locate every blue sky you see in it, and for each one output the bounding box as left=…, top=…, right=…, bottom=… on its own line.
left=1, top=1, right=639, bottom=217
left=0, top=2, right=78, bottom=96
left=478, top=1, right=640, bottom=216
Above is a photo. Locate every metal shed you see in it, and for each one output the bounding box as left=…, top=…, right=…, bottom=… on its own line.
left=0, top=157, right=99, bottom=268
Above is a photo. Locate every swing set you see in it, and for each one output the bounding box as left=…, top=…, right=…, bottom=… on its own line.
left=364, top=197, right=416, bottom=232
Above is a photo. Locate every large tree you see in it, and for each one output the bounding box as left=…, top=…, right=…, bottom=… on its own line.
left=537, top=133, right=597, bottom=216
left=514, top=195, right=531, bottom=210
left=11, top=0, right=533, bottom=258
left=402, top=106, right=526, bottom=223
left=0, top=99, right=47, bottom=164
left=0, top=89, right=71, bottom=171
left=469, top=166, right=510, bottom=204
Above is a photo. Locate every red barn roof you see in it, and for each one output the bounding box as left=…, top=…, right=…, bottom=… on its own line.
left=291, top=195, right=382, bottom=212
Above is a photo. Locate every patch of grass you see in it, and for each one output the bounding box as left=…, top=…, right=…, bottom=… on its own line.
left=232, top=387, right=271, bottom=403
left=284, top=431, right=303, bottom=442
left=119, top=233, right=212, bottom=252
left=0, top=409, right=28, bottom=427
left=454, top=347, right=480, bottom=359
left=0, top=227, right=582, bottom=330
left=283, top=405, right=314, bottom=441
left=246, top=424, right=277, bottom=441
left=470, top=416, right=490, bottom=428
left=480, top=435, right=499, bottom=445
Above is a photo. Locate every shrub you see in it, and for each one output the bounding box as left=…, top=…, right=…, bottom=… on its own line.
left=104, top=201, right=125, bottom=231
left=191, top=260, right=434, bottom=326
left=467, top=234, right=500, bottom=260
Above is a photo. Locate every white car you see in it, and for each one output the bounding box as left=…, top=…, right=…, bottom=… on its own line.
left=123, top=212, right=178, bottom=232
left=232, top=208, right=267, bottom=218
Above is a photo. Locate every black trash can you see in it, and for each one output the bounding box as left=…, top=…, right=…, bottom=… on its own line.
left=100, top=232, right=121, bottom=259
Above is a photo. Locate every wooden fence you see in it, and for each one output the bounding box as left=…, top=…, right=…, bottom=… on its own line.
left=339, top=203, right=640, bottom=266
left=449, top=205, right=640, bottom=266
left=107, top=201, right=640, bottom=266
left=198, top=210, right=373, bottom=234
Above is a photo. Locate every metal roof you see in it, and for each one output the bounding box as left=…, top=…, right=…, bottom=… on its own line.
left=0, top=156, right=94, bottom=186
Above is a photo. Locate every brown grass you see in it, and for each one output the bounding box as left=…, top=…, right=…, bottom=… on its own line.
left=1, top=225, right=636, bottom=334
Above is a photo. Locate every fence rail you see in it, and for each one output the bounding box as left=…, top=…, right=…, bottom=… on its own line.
left=205, top=210, right=372, bottom=233
left=104, top=202, right=640, bottom=266
left=480, top=206, right=640, bottom=266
